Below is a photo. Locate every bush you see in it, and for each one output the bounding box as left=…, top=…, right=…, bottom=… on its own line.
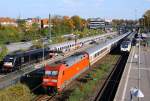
left=0, top=45, right=8, bottom=61
left=0, top=84, right=33, bottom=101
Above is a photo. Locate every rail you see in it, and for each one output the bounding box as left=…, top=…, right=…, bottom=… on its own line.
left=94, top=55, right=122, bottom=101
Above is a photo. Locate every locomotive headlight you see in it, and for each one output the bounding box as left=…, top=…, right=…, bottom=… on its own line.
left=4, top=62, right=13, bottom=67
left=43, top=78, right=50, bottom=82
left=51, top=79, right=57, bottom=83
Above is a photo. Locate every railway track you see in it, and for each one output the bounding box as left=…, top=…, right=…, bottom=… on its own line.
left=0, top=73, right=6, bottom=80
left=94, top=53, right=129, bottom=101
left=34, top=94, right=55, bottom=101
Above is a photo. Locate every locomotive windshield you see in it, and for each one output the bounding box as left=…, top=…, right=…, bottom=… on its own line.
left=122, top=41, right=130, bottom=48
left=45, top=71, right=58, bottom=76
left=3, top=56, right=14, bottom=67
left=4, top=57, right=14, bottom=62
left=4, top=57, right=14, bottom=63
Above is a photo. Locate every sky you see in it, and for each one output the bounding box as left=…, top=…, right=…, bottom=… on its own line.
left=0, top=0, right=150, bottom=19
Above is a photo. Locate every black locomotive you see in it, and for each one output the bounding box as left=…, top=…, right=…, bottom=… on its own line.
left=2, top=48, right=50, bottom=72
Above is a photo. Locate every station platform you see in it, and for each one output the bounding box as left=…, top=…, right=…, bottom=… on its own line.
left=114, top=45, right=150, bottom=101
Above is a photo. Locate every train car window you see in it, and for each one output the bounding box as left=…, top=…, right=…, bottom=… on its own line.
left=63, top=71, right=65, bottom=75
left=100, top=48, right=107, bottom=53
left=94, top=54, right=96, bottom=57
left=21, top=57, right=24, bottom=63
left=65, top=63, right=69, bottom=66
left=24, top=55, right=29, bottom=63
left=94, top=53, right=97, bottom=57
left=15, top=57, right=21, bottom=67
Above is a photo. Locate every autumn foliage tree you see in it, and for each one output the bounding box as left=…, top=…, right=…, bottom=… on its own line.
left=51, top=15, right=88, bottom=36
left=143, top=10, right=150, bottom=30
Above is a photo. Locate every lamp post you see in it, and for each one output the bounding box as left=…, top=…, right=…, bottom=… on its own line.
left=43, top=39, right=45, bottom=62
left=138, top=38, right=141, bottom=101
left=49, top=14, right=52, bottom=43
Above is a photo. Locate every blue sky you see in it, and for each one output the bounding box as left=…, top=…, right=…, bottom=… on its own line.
left=0, top=0, right=150, bottom=19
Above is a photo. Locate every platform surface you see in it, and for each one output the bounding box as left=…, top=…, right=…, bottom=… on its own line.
left=114, top=45, right=150, bottom=101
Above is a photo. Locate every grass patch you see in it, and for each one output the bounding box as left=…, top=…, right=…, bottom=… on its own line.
left=0, top=83, right=34, bottom=101
left=68, top=55, right=120, bottom=101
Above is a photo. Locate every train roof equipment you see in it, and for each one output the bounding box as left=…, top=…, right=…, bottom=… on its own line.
left=51, top=52, right=86, bottom=67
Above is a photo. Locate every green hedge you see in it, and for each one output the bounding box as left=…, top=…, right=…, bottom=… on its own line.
left=0, top=84, right=33, bottom=101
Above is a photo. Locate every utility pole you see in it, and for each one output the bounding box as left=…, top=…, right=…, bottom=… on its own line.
left=43, top=39, right=45, bottom=62
left=49, top=14, right=52, bottom=42
left=135, top=9, right=137, bottom=20
left=43, top=14, right=51, bottom=62
left=138, top=39, right=141, bottom=101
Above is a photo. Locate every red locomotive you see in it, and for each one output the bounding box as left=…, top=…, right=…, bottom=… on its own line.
left=42, top=52, right=89, bottom=93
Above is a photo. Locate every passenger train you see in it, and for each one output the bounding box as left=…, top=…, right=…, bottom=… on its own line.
left=48, top=32, right=117, bottom=56
left=120, top=32, right=136, bottom=52
left=1, top=32, right=117, bottom=72
left=120, top=41, right=132, bottom=52
left=42, top=32, right=130, bottom=94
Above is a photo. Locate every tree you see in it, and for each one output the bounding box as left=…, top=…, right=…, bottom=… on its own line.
left=144, top=10, right=150, bottom=29
left=139, top=10, right=150, bottom=32
left=32, top=40, right=43, bottom=49
left=51, top=16, right=63, bottom=35
left=71, top=16, right=82, bottom=30
left=17, top=19, right=26, bottom=33
left=80, top=19, right=87, bottom=31
left=0, top=45, right=8, bottom=61
left=145, top=10, right=150, bottom=17
left=62, top=16, right=74, bottom=34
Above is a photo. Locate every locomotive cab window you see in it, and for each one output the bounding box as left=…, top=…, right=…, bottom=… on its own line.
left=6, top=57, right=14, bottom=62
left=3, top=57, right=14, bottom=66
left=45, top=71, right=58, bottom=76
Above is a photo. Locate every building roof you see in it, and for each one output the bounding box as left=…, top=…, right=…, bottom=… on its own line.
left=0, top=17, right=16, bottom=23
left=41, top=18, right=49, bottom=25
